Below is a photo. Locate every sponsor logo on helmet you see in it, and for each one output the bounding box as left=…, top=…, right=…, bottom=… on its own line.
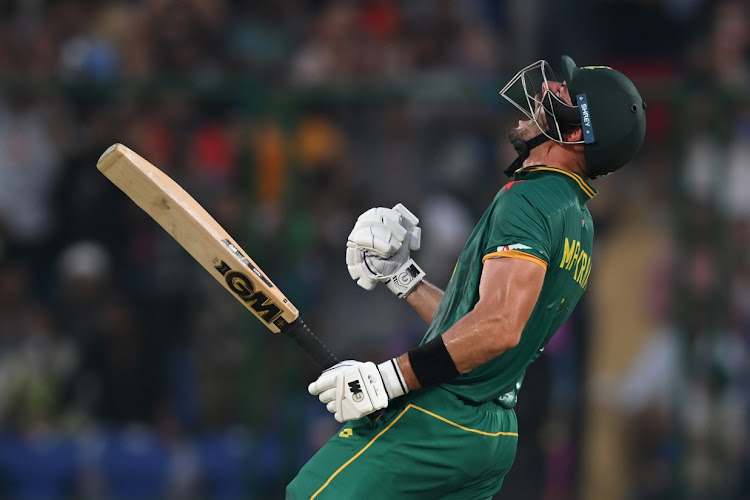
left=577, top=94, right=595, bottom=144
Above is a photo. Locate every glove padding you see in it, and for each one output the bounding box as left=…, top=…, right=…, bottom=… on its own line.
left=309, top=359, right=408, bottom=423
left=347, top=206, right=416, bottom=257
left=346, top=204, right=424, bottom=296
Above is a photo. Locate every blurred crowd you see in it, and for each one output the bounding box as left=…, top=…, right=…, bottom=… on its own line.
left=0, top=0, right=747, bottom=499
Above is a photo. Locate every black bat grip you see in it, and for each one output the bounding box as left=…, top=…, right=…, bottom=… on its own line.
left=281, top=318, right=339, bottom=369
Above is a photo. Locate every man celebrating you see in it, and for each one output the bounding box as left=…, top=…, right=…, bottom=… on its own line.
left=287, top=55, right=646, bottom=499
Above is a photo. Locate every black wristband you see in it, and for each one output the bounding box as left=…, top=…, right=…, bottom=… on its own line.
left=407, top=335, right=460, bottom=387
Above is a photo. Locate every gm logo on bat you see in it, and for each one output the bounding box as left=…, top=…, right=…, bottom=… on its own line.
left=212, top=256, right=285, bottom=327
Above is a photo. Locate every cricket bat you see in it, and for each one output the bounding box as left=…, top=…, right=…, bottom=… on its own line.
left=97, top=143, right=338, bottom=369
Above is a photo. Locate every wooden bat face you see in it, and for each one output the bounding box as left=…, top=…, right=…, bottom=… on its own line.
left=96, top=143, right=299, bottom=333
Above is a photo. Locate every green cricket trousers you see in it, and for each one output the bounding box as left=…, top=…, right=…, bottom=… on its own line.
left=287, top=385, right=518, bottom=499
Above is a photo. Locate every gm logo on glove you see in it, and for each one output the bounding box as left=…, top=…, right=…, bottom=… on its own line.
left=348, top=380, right=365, bottom=402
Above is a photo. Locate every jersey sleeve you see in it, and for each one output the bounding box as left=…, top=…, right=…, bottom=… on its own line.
left=482, top=189, right=552, bottom=271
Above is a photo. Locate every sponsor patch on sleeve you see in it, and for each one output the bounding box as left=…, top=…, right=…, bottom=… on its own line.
left=484, top=243, right=548, bottom=271
left=497, top=243, right=532, bottom=252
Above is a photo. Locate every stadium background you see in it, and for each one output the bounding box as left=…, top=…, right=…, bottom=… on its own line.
left=0, top=0, right=747, bottom=498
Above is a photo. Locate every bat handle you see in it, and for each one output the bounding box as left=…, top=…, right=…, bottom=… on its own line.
left=282, top=318, right=339, bottom=369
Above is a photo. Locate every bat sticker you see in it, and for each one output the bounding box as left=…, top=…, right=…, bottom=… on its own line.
left=221, top=239, right=275, bottom=288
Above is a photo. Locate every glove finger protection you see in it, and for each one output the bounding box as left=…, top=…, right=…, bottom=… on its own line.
left=345, top=246, right=379, bottom=290
left=308, top=377, right=333, bottom=396
left=392, top=203, right=421, bottom=251
left=317, top=387, right=337, bottom=404
left=308, top=360, right=357, bottom=396
left=355, top=211, right=405, bottom=235
left=348, top=210, right=408, bottom=257
left=356, top=206, right=401, bottom=225
left=391, top=203, right=418, bottom=225
left=408, top=226, right=421, bottom=251
left=347, top=222, right=405, bottom=256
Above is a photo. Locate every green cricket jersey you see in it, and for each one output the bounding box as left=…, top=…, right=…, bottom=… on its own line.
left=422, top=165, right=597, bottom=403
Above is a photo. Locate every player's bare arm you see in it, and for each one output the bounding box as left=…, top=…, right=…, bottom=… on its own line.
left=404, top=280, right=444, bottom=324
left=396, top=257, right=544, bottom=390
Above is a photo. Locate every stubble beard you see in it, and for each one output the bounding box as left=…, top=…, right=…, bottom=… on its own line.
left=509, top=120, right=542, bottom=143
left=509, top=106, right=549, bottom=143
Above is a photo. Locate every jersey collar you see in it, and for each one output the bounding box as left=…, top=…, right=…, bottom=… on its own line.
left=514, top=165, right=597, bottom=201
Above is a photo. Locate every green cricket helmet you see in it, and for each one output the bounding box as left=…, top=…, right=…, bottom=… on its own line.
left=500, top=55, right=647, bottom=178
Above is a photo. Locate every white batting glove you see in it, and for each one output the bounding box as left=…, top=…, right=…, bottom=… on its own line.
left=308, top=359, right=408, bottom=423
left=348, top=206, right=410, bottom=256
left=346, top=204, right=425, bottom=297
left=345, top=206, right=404, bottom=291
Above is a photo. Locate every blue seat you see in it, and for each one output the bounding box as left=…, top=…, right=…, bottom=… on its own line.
left=196, top=429, right=251, bottom=500
left=95, top=428, right=170, bottom=500
left=0, top=432, right=78, bottom=500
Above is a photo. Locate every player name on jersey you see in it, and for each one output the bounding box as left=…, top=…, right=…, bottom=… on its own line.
left=559, top=237, right=591, bottom=289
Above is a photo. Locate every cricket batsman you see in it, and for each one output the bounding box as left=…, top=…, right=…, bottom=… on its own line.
left=287, top=55, right=647, bottom=499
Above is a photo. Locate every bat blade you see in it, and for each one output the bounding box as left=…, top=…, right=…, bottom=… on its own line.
left=97, top=143, right=337, bottom=368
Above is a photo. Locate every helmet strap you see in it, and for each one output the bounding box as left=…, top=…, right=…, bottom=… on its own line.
left=504, top=133, right=551, bottom=177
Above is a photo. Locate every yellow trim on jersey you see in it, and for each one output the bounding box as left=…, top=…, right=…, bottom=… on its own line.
left=483, top=250, right=548, bottom=271
left=310, top=403, right=517, bottom=498
left=521, top=166, right=596, bottom=198
left=410, top=405, right=519, bottom=437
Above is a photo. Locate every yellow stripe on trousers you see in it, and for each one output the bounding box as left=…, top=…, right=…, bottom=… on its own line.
left=310, top=403, right=518, bottom=499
